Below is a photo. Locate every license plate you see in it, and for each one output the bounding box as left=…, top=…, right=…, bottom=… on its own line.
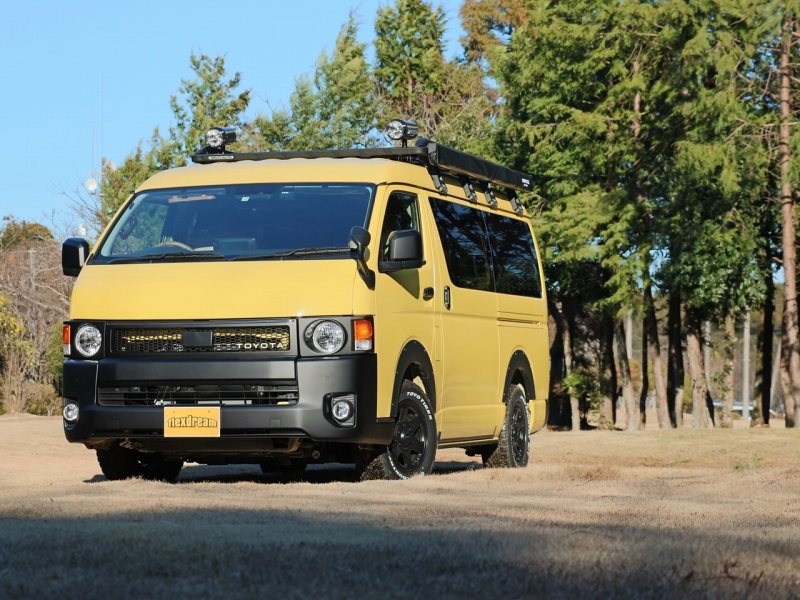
left=164, top=406, right=221, bottom=437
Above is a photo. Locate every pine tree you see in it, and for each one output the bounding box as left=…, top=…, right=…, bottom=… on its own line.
left=169, top=53, right=250, bottom=162
left=251, top=16, right=377, bottom=150
left=373, top=0, right=497, bottom=149
left=97, top=54, right=250, bottom=230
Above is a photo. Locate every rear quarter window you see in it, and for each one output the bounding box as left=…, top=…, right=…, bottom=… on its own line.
left=484, top=213, right=542, bottom=298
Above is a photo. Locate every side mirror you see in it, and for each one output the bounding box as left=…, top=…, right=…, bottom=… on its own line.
left=349, top=226, right=375, bottom=290
left=62, top=238, right=90, bottom=276
left=349, top=226, right=371, bottom=249
left=379, top=229, right=425, bottom=273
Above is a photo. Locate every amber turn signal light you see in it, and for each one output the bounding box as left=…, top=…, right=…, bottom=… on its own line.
left=62, top=324, right=71, bottom=356
left=353, top=319, right=373, bottom=351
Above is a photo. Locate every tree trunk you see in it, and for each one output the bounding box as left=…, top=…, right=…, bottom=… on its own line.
left=742, top=310, right=751, bottom=421
left=639, top=316, right=648, bottom=430
left=720, top=314, right=735, bottom=428
left=779, top=14, right=800, bottom=427
left=553, top=302, right=581, bottom=432
left=754, top=277, right=774, bottom=427
left=667, top=290, right=684, bottom=428
left=614, top=318, right=638, bottom=431
left=599, top=315, right=616, bottom=429
left=686, top=306, right=712, bottom=428
left=645, top=286, right=670, bottom=428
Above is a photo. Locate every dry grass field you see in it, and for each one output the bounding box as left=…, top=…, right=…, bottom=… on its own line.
left=1, top=414, right=799, bottom=600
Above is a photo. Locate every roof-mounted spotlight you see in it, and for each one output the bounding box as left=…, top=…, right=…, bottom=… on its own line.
left=385, top=119, right=419, bottom=147
left=205, top=126, right=237, bottom=152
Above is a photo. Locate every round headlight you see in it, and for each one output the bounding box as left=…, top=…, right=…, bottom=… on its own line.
left=75, top=324, right=102, bottom=357
left=308, top=321, right=345, bottom=354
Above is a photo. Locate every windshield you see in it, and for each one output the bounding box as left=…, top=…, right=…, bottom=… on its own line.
left=94, top=184, right=374, bottom=263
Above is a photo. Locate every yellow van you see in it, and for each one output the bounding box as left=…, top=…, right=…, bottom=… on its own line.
left=61, top=122, right=549, bottom=481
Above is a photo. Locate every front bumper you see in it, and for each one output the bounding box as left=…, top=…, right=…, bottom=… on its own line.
left=62, top=353, right=393, bottom=450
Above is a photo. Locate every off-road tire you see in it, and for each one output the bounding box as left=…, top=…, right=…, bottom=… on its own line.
left=483, top=384, right=530, bottom=469
left=259, top=459, right=307, bottom=475
left=96, top=445, right=184, bottom=482
left=359, top=380, right=436, bottom=481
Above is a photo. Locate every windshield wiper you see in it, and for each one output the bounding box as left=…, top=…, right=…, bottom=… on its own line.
left=108, top=253, right=226, bottom=264
left=228, top=247, right=353, bottom=261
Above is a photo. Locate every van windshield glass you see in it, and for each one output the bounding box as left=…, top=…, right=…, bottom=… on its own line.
left=95, top=184, right=374, bottom=262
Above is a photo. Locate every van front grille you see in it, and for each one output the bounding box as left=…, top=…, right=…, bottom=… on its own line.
left=97, top=383, right=299, bottom=406
left=110, top=326, right=290, bottom=354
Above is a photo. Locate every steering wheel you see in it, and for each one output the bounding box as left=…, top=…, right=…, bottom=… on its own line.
left=154, top=241, right=194, bottom=251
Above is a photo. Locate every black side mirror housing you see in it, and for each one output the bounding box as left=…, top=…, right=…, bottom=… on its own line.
left=349, top=226, right=375, bottom=289
left=62, top=238, right=90, bottom=276
left=349, top=226, right=371, bottom=249
left=379, top=229, right=425, bottom=272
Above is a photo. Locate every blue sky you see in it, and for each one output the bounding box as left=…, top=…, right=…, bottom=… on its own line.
left=0, top=0, right=465, bottom=233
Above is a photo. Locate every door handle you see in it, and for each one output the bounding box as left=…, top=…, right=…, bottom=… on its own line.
left=423, top=287, right=434, bottom=301
left=444, top=286, right=451, bottom=310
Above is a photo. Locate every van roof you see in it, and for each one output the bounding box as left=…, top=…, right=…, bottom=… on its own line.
left=140, top=153, right=530, bottom=217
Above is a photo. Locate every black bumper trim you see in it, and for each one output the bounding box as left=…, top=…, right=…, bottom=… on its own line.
left=97, top=357, right=296, bottom=382
left=63, top=354, right=393, bottom=447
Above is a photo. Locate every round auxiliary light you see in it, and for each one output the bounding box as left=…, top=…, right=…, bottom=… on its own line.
left=332, top=399, right=354, bottom=423
left=206, top=128, right=224, bottom=148
left=308, top=321, right=345, bottom=354
left=385, top=119, right=419, bottom=142
left=74, top=324, right=102, bottom=357
left=63, top=403, right=79, bottom=423
left=205, top=126, right=237, bottom=149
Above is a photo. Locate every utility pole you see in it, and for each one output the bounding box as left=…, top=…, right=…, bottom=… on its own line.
left=742, top=310, right=751, bottom=420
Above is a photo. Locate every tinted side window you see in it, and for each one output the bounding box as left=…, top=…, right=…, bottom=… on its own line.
left=485, top=213, right=543, bottom=298
left=429, top=198, right=493, bottom=291
left=380, top=192, right=420, bottom=261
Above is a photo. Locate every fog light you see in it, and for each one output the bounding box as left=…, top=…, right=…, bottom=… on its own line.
left=330, top=394, right=355, bottom=426
left=63, top=403, right=79, bottom=423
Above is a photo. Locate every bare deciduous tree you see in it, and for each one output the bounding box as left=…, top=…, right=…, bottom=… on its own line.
left=0, top=240, right=72, bottom=411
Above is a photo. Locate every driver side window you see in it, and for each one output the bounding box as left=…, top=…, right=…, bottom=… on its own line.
left=380, top=192, right=420, bottom=261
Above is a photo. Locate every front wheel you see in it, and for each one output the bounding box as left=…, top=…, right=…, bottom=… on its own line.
left=483, top=384, right=530, bottom=469
left=359, top=380, right=437, bottom=480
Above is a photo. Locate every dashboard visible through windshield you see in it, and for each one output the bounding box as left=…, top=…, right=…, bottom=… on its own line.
left=93, top=183, right=375, bottom=263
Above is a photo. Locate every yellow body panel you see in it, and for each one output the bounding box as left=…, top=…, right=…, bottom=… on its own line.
left=76, top=155, right=549, bottom=443
left=71, top=260, right=356, bottom=320
left=372, top=186, right=437, bottom=420
left=426, top=195, right=500, bottom=441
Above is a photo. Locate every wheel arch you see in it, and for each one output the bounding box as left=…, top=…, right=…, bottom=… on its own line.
left=391, top=340, right=437, bottom=417
left=503, top=350, right=536, bottom=403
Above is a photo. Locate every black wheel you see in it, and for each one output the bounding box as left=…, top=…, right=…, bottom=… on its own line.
left=96, top=444, right=184, bottom=482
left=259, top=459, right=307, bottom=475
left=359, top=380, right=436, bottom=480
left=483, top=384, right=530, bottom=469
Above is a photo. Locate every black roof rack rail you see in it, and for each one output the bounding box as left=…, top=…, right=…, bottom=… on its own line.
left=191, top=140, right=533, bottom=202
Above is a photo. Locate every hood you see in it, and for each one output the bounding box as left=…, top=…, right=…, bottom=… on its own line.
left=70, top=259, right=357, bottom=320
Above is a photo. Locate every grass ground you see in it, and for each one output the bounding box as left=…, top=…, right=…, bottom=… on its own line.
left=1, top=414, right=799, bottom=599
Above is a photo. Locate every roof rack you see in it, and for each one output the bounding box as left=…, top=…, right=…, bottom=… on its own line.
left=191, top=139, right=532, bottom=212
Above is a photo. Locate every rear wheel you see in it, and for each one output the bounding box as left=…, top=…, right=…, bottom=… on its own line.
left=359, top=380, right=436, bottom=480
left=96, top=445, right=184, bottom=482
left=483, top=384, right=530, bottom=469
